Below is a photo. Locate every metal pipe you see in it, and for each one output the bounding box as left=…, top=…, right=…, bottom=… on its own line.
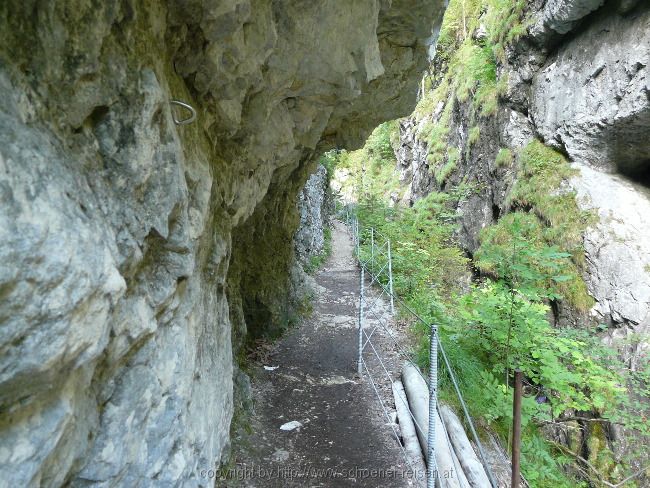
left=512, top=370, right=523, bottom=488
left=439, top=341, right=499, bottom=487
left=427, top=326, right=438, bottom=488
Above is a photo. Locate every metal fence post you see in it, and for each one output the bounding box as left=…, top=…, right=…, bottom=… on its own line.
left=439, top=342, right=499, bottom=487
left=427, top=325, right=439, bottom=488
left=357, top=267, right=365, bottom=374
left=370, top=227, right=375, bottom=274
left=355, top=220, right=360, bottom=257
left=387, top=239, right=395, bottom=315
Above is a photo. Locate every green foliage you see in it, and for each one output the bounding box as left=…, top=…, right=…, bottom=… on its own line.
left=483, top=0, right=528, bottom=62
left=468, top=126, right=481, bottom=146
left=450, top=42, right=500, bottom=118
left=505, top=140, right=597, bottom=310
left=365, top=120, right=399, bottom=163
left=496, top=73, right=509, bottom=96
left=511, top=140, right=576, bottom=208
left=415, top=0, right=532, bottom=178
left=331, top=121, right=404, bottom=203
left=457, top=214, right=646, bottom=486
left=458, top=211, right=648, bottom=485
left=421, top=0, right=522, bottom=126
left=349, top=185, right=647, bottom=486
left=436, top=147, right=459, bottom=185
left=414, top=0, right=530, bottom=194
left=436, top=0, right=483, bottom=53
left=460, top=278, right=624, bottom=417
left=454, top=44, right=496, bottom=103
left=521, top=432, right=582, bottom=488
left=356, top=192, right=468, bottom=302
left=480, top=213, right=592, bottom=311
left=424, top=121, right=451, bottom=165
left=415, top=77, right=451, bottom=120
left=319, top=150, right=338, bottom=180
left=474, top=80, right=499, bottom=116
left=476, top=213, right=572, bottom=300
left=343, top=2, right=650, bottom=482
left=428, top=314, right=587, bottom=488
left=561, top=328, right=650, bottom=439
left=495, top=147, right=513, bottom=167
left=422, top=94, right=454, bottom=166
left=349, top=163, right=642, bottom=487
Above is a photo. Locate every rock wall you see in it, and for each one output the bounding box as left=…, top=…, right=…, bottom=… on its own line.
left=571, top=164, right=650, bottom=364
left=393, top=0, right=649, bottom=477
left=0, top=0, right=445, bottom=485
left=397, top=0, right=649, bottom=345
left=294, top=164, right=332, bottom=264
left=531, top=0, right=650, bottom=178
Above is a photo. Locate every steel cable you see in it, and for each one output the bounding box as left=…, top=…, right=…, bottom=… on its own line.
left=360, top=354, right=427, bottom=487
left=348, top=213, right=499, bottom=488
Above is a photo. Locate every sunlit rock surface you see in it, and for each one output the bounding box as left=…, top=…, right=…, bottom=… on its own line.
left=571, top=164, right=650, bottom=363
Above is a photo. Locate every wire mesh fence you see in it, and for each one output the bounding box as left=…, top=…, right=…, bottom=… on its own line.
left=342, top=205, right=498, bottom=488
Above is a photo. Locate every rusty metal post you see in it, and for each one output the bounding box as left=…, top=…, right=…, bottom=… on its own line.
left=512, top=369, right=523, bottom=488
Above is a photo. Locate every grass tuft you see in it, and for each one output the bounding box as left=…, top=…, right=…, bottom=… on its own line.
left=495, top=147, right=513, bottom=167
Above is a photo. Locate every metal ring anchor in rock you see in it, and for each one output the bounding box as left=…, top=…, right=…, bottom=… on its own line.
left=170, top=100, right=197, bottom=125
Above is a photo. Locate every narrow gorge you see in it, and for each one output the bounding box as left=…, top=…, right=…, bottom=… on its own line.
left=1, top=0, right=648, bottom=487
left=332, top=0, right=649, bottom=485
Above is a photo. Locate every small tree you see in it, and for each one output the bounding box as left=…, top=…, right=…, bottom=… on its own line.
left=461, top=212, right=624, bottom=419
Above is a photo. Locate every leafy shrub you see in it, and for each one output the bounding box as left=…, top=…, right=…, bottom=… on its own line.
left=366, top=121, right=399, bottom=163
left=506, top=140, right=597, bottom=310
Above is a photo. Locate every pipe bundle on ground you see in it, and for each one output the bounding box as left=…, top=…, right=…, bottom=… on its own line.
left=396, top=362, right=490, bottom=488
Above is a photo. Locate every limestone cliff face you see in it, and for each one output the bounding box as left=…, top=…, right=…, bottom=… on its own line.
left=397, top=0, right=649, bottom=349
left=0, top=1, right=444, bottom=485
left=294, top=164, right=333, bottom=264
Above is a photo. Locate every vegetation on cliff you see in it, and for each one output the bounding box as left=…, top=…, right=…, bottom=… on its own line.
left=329, top=0, right=650, bottom=480
left=333, top=126, right=649, bottom=487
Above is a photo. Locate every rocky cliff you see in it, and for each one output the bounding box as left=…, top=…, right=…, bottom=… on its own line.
left=294, top=164, right=333, bottom=265
left=397, top=0, right=649, bottom=349
left=395, top=0, right=649, bottom=475
left=0, top=1, right=445, bottom=485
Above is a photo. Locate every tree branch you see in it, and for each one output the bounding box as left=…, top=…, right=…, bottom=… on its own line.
left=551, top=441, right=649, bottom=488
left=537, top=416, right=623, bottom=425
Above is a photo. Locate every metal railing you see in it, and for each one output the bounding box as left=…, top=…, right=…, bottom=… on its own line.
left=342, top=205, right=498, bottom=488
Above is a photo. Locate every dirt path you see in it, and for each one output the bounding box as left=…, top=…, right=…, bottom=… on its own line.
left=223, top=222, right=417, bottom=487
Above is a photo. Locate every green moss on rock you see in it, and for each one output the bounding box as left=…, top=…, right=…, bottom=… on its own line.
left=496, top=140, right=598, bottom=311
